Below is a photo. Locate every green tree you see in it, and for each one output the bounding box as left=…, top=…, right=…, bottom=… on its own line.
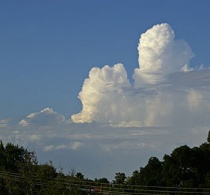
left=0, top=141, right=6, bottom=170
left=130, top=131, right=210, bottom=188
left=113, top=172, right=126, bottom=184
left=162, top=145, right=195, bottom=187
left=76, top=172, right=84, bottom=180
left=0, top=141, right=39, bottom=194
left=4, top=143, right=25, bottom=172
left=208, top=130, right=210, bottom=143
left=138, top=157, right=162, bottom=186
left=95, top=177, right=109, bottom=184
left=128, top=170, right=140, bottom=185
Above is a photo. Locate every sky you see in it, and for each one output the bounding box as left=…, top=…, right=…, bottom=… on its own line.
left=1, top=0, right=210, bottom=180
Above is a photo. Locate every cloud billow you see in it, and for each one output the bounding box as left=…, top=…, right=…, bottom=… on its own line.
left=134, top=23, right=194, bottom=84
left=71, top=23, right=209, bottom=127
left=71, top=64, right=132, bottom=124
left=19, top=107, right=66, bottom=127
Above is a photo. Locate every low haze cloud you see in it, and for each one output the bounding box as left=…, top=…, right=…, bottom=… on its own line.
left=1, top=118, right=209, bottom=179
left=71, top=23, right=208, bottom=127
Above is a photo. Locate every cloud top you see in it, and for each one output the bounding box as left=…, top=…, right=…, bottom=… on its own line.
left=19, top=107, right=65, bottom=127
left=134, top=23, right=194, bottom=84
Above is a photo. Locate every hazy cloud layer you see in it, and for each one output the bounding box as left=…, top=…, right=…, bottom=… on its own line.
left=1, top=118, right=209, bottom=179
left=71, top=23, right=208, bottom=127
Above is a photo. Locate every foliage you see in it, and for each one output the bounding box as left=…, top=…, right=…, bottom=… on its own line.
left=208, top=130, right=210, bottom=143
left=113, top=172, right=126, bottom=184
left=95, top=177, right=110, bottom=184
left=0, top=140, right=89, bottom=194
left=128, top=135, right=210, bottom=188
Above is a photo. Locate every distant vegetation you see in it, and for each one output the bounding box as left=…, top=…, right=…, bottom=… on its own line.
left=1, top=131, right=210, bottom=194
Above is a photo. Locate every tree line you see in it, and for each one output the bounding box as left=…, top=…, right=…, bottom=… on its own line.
left=0, top=131, right=210, bottom=194
left=125, top=131, right=210, bottom=188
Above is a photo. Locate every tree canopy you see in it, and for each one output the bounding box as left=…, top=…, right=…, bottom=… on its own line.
left=128, top=141, right=210, bottom=188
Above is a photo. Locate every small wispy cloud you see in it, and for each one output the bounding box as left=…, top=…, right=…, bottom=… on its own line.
left=44, top=144, right=69, bottom=151
left=43, top=142, right=84, bottom=151
left=0, top=118, right=10, bottom=127
left=71, top=141, right=84, bottom=150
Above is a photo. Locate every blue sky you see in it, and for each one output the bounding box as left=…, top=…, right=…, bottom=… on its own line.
left=1, top=0, right=210, bottom=117
left=1, top=1, right=210, bottom=180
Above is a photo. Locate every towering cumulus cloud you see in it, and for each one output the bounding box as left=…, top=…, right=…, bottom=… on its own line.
left=134, top=23, right=194, bottom=84
left=71, top=64, right=131, bottom=124
left=71, top=23, right=208, bottom=127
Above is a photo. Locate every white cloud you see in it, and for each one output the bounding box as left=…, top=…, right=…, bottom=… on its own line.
left=44, top=144, right=69, bottom=151
left=0, top=118, right=10, bottom=127
left=181, top=64, right=193, bottom=72
left=71, top=63, right=131, bottom=124
left=71, top=23, right=208, bottom=128
left=19, top=107, right=66, bottom=127
left=43, top=142, right=84, bottom=152
left=134, top=23, right=194, bottom=84
left=44, top=145, right=55, bottom=151
left=187, top=89, right=203, bottom=111
left=71, top=141, right=84, bottom=150
left=28, top=134, right=41, bottom=141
